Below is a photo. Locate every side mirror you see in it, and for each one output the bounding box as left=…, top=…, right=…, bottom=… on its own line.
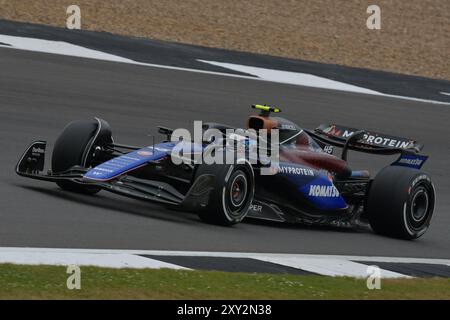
left=158, top=126, right=173, bottom=141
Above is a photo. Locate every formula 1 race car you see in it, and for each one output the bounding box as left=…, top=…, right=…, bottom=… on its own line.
left=16, top=105, right=435, bottom=240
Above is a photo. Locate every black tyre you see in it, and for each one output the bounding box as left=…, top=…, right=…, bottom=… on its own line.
left=51, top=118, right=112, bottom=194
left=194, top=162, right=254, bottom=226
left=367, top=166, right=435, bottom=240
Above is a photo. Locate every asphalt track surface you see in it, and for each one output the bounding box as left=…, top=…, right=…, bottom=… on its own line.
left=1, top=47, right=449, bottom=258
left=2, top=19, right=450, bottom=103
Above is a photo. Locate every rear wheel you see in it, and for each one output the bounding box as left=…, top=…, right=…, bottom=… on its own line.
left=367, top=166, right=435, bottom=240
left=51, top=118, right=112, bottom=194
left=194, top=162, right=254, bottom=226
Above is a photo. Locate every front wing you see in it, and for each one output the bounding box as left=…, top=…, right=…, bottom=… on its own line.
left=16, top=141, right=214, bottom=208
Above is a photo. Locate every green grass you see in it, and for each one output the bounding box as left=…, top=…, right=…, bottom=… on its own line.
left=0, top=264, right=448, bottom=299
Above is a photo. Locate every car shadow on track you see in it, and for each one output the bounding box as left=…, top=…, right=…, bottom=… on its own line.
left=244, top=217, right=371, bottom=235
left=16, top=184, right=201, bottom=225
left=15, top=184, right=371, bottom=236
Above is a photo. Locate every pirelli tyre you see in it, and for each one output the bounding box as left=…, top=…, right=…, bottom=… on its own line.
left=194, top=162, right=255, bottom=226
left=367, top=166, right=435, bottom=240
left=51, top=118, right=112, bottom=194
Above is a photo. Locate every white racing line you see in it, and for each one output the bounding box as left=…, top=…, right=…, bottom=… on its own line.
left=198, top=59, right=380, bottom=95
left=1, top=247, right=450, bottom=278
left=1, top=34, right=449, bottom=106
left=0, top=34, right=258, bottom=79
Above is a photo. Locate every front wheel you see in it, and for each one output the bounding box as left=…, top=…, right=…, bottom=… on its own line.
left=52, top=118, right=112, bottom=194
left=367, top=166, right=435, bottom=240
left=194, top=162, right=255, bottom=226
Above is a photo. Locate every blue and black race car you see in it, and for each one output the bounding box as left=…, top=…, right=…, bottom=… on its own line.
left=16, top=105, right=435, bottom=240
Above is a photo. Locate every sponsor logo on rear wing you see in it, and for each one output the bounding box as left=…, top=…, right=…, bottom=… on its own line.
left=392, top=153, right=428, bottom=170
left=316, top=124, right=421, bottom=150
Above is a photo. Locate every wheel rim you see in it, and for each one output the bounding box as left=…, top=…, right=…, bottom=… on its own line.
left=229, top=174, right=247, bottom=208
left=407, top=182, right=434, bottom=232
left=411, top=188, right=429, bottom=223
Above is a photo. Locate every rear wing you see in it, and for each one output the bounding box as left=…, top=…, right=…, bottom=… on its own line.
left=306, top=124, right=428, bottom=169
left=308, top=124, right=423, bottom=154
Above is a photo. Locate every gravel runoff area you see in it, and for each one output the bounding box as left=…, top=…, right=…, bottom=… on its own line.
left=0, top=0, right=448, bottom=80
